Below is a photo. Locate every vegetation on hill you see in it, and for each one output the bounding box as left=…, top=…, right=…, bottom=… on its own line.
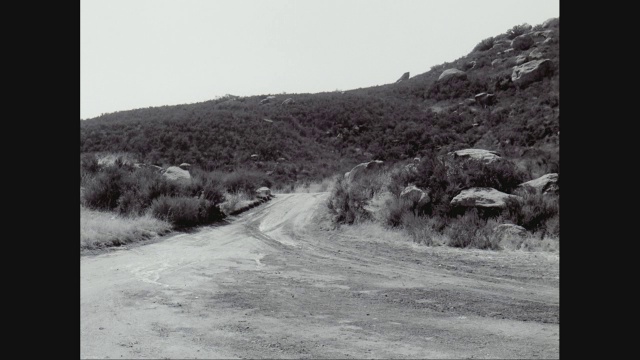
left=80, top=19, right=560, bottom=251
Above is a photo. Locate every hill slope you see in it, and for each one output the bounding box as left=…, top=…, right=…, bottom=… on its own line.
left=81, top=19, right=559, bottom=184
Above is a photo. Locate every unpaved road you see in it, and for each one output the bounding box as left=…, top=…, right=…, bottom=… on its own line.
left=81, top=193, right=559, bottom=359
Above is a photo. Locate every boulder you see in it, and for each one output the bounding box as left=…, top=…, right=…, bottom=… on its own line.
left=256, top=187, right=272, bottom=198
left=531, top=30, right=554, bottom=42
left=250, top=154, right=259, bottom=161
left=449, top=149, right=501, bottom=163
left=163, top=166, right=191, bottom=182
left=396, top=72, right=410, bottom=83
left=438, top=68, right=467, bottom=82
left=344, top=160, right=384, bottom=183
left=277, top=157, right=286, bottom=162
left=281, top=98, right=295, bottom=105
left=542, top=37, right=556, bottom=45
left=451, top=187, right=520, bottom=208
left=263, top=118, right=273, bottom=123
left=474, top=93, right=496, bottom=107
left=259, top=96, right=276, bottom=105
left=511, top=59, right=553, bottom=87
left=518, top=173, right=559, bottom=195
left=400, top=185, right=430, bottom=204
left=179, top=163, right=191, bottom=170
left=463, top=61, right=476, bottom=70
left=511, top=34, right=534, bottom=50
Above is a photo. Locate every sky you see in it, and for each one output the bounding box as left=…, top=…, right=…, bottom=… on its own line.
left=80, top=0, right=559, bottom=119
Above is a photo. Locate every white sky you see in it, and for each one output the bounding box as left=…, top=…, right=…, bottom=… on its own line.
left=80, top=0, right=559, bottom=119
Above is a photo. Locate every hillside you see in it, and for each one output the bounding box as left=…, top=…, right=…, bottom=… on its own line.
left=80, top=19, right=559, bottom=185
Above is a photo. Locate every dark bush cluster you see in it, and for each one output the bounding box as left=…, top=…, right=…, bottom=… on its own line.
left=473, top=37, right=495, bottom=52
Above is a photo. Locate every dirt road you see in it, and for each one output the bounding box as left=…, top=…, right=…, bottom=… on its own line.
left=81, top=193, right=559, bottom=359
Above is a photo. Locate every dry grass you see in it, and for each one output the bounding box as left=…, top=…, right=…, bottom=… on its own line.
left=275, top=177, right=336, bottom=194
left=219, top=191, right=255, bottom=215
left=80, top=206, right=172, bottom=252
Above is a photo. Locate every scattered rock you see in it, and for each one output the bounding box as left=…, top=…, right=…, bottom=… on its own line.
left=344, top=160, right=384, bottom=183
left=492, top=58, right=506, bottom=67
left=451, top=187, right=520, bottom=208
left=438, top=68, right=467, bottom=82
left=518, top=173, right=559, bottom=195
left=400, top=185, right=430, bottom=205
left=396, top=72, right=410, bottom=83
left=474, top=93, right=496, bottom=107
left=449, top=149, right=501, bottom=163
left=528, top=48, right=544, bottom=60
left=162, top=166, right=191, bottom=182
left=531, top=30, right=554, bottom=42
left=511, top=59, right=553, bottom=87
left=511, top=34, right=534, bottom=50
left=514, top=55, right=528, bottom=65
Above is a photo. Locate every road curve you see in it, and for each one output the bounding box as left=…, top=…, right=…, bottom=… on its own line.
left=81, top=193, right=559, bottom=359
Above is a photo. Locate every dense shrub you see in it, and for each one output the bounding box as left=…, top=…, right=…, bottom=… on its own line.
left=82, top=167, right=125, bottom=210
left=444, top=209, right=500, bottom=249
left=503, top=193, right=559, bottom=234
left=222, top=170, right=272, bottom=194
left=150, top=196, right=223, bottom=228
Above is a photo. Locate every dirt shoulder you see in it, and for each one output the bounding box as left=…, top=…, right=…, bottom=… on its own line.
left=81, top=193, right=559, bottom=359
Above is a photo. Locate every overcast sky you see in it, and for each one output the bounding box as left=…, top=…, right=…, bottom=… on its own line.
left=80, top=0, right=559, bottom=119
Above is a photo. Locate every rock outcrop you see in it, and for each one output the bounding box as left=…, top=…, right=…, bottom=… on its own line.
left=438, top=68, right=467, bottom=82
left=451, top=187, right=520, bottom=208
left=511, top=59, right=553, bottom=87
left=449, top=149, right=501, bottom=163
left=528, top=48, right=544, bottom=60
left=344, top=160, right=384, bottom=183
left=281, top=98, right=295, bottom=105
left=542, top=17, right=559, bottom=28
left=518, top=173, right=559, bottom=195
left=396, top=72, right=410, bottom=83
left=162, top=166, right=191, bottom=182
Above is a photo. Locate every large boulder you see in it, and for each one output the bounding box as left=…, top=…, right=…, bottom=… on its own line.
left=511, top=34, right=534, bottom=50
left=344, top=160, right=384, bottom=184
left=179, top=163, right=191, bottom=170
left=518, top=173, right=559, bottom=195
left=511, top=59, right=553, bottom=87
left=451, top=187, right=520, bottom=208
left=514, top=55, right=528, bottom=65
left=449, top=149, right=501, bottom=163
left=400, top=185, right=430, bottom=205
left=163, top=166, right=191, bottom=182
left=396, top=72, right=410, bottom=83
left=493, top=224, right=528, bottom=248
left=438, top=68, right=467, bottom=82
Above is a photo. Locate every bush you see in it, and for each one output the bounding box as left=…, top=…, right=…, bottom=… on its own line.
left=150, top=196, right=224, bottom=228
left=444, top=209, right=500, bottom=249
left=506, top=24, right=531, bottom=40
left=82, top=166, right=125, bottom=210
left=473, top=37, right=494, bottom=52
